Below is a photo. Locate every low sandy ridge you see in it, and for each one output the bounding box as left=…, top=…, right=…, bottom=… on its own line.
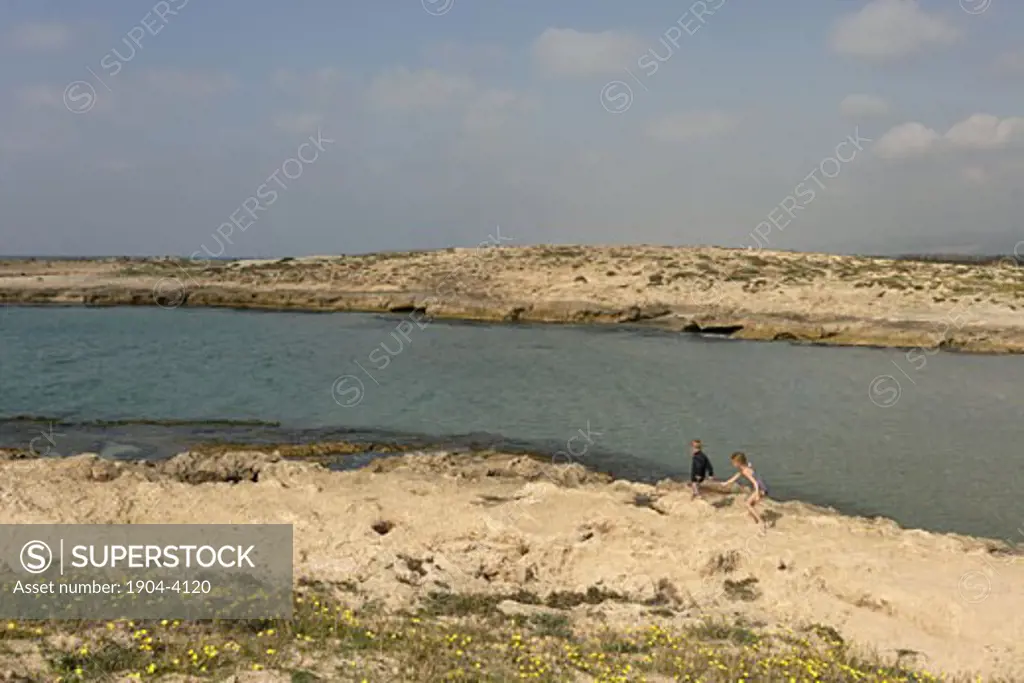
left=3, top=245, right=1024, bottom=352
left=0, top=449, right=1021, bottom=679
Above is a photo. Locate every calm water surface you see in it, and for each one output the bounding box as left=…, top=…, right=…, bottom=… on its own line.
left=2, top=306, right=1023, bottom=542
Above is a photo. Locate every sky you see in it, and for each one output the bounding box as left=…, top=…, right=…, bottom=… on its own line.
left=1, top=0, right=1022, bottom=257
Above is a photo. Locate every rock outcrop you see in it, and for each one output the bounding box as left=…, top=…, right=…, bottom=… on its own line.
left=4, top=246, right=1024, bottom=353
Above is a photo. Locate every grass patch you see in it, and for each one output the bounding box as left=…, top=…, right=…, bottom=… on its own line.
left=421, top=592, right=506, bottom=617
left=690, top=617, right=761, bottom=646
left=545, top=586, right=627, bottom=609
left=722, top=576, right=761, bottom=601
left=528, top=613, right=573, bottom=639
left=420, top=590, right=541, bottom=617
left=703, top=550, right=741, bottom=576
left=0, top=587, right=999, bottom=681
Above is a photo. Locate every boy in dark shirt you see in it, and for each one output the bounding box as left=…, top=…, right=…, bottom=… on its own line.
left=689, top=439, right=715, bottom=498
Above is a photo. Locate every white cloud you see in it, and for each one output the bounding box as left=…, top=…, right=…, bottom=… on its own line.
left=52, top=69, right=239, bottom=128
left=646, top=111, right=739, bottom=143
left=994, top=51, right=1024, bottom=76
left=423, top=42, right=507, bottom=69
left=367, top=67, right=472, bottom=110
left=945, top=114, right=1024, bottom=149
left=874, top=122, right=941, bottom=159
left=270, top=67, right=347, bottom=91
left=5, top=22, right=73, bottom=52
left=142, top=69, right=236, bottom=98
left=463, top=90, right=539, bottom=133
left=840, top=94, right=890, bottom=118
left=959, top=160, right=1024, bottom=188
left=267, top=67, right=353, bottom=125
left=532, top=28, right=644, bottom=78
left=362, top=65, right=536, bottom=142
left=875, top=114, right=1024, bottom=159
left=829, top=0, right=960, bottom=62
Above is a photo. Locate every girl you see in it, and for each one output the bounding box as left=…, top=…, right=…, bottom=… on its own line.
left=722, top=452, right=769, bottom=531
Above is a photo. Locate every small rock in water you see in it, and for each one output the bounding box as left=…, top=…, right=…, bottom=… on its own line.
left=99, top=442, right=142, bottom=460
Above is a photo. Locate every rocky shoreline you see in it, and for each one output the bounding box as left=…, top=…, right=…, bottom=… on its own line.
left=3, top=245, right=1024, bottom=354
left=0, top=447, right=1021, bottom=679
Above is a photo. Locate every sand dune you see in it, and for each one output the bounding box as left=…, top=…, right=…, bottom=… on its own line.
left=1, top=449, right=1020, bottom=679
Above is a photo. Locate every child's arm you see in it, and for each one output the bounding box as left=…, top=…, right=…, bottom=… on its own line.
left=721, top=472, right=740, bottom=487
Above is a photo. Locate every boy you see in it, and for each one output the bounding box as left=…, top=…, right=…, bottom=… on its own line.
left=689, top=439, right=715, bottom=498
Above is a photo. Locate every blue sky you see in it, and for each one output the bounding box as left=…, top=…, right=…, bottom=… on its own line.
left=1, top=0, right=1022, bottom=256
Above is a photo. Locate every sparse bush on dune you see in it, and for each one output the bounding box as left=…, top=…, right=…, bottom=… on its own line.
left=3, top=586, right=990, bottom=682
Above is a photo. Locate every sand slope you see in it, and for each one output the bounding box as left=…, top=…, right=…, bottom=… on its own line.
left=0, top=450, right=1021, bottom=678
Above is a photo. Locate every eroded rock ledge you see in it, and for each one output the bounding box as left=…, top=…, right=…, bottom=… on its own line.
left=4, top=245, right=1024, bottom=354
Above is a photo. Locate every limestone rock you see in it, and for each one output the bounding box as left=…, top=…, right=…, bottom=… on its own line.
left=157, top=450, right=280, bottom=484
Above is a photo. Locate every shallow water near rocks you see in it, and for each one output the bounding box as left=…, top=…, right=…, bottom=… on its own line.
left=2, top=306, right=1024, bottom=543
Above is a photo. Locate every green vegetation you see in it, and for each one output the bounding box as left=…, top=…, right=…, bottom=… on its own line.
left=0, top=587, right=996, bottom=681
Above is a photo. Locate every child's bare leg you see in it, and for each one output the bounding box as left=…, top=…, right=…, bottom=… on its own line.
left=746, top=493, right=764, bottom=526
left=744, top=502, right=761, bottom=524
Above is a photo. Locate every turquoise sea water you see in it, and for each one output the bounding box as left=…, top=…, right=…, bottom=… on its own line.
left=2, top=306, right=1023, bottom=542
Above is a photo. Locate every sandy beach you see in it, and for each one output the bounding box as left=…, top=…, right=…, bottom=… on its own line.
left=3, top=245, right=1024, bottom=353
left=0, top=448, right=1021, bottom=680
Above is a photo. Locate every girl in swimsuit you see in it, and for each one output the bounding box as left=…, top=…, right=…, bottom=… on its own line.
left=722, top=451, right=769, bottom=531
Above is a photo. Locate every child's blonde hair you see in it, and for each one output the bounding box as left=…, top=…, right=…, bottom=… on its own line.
left=730, top=451, right=748, bottom=465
